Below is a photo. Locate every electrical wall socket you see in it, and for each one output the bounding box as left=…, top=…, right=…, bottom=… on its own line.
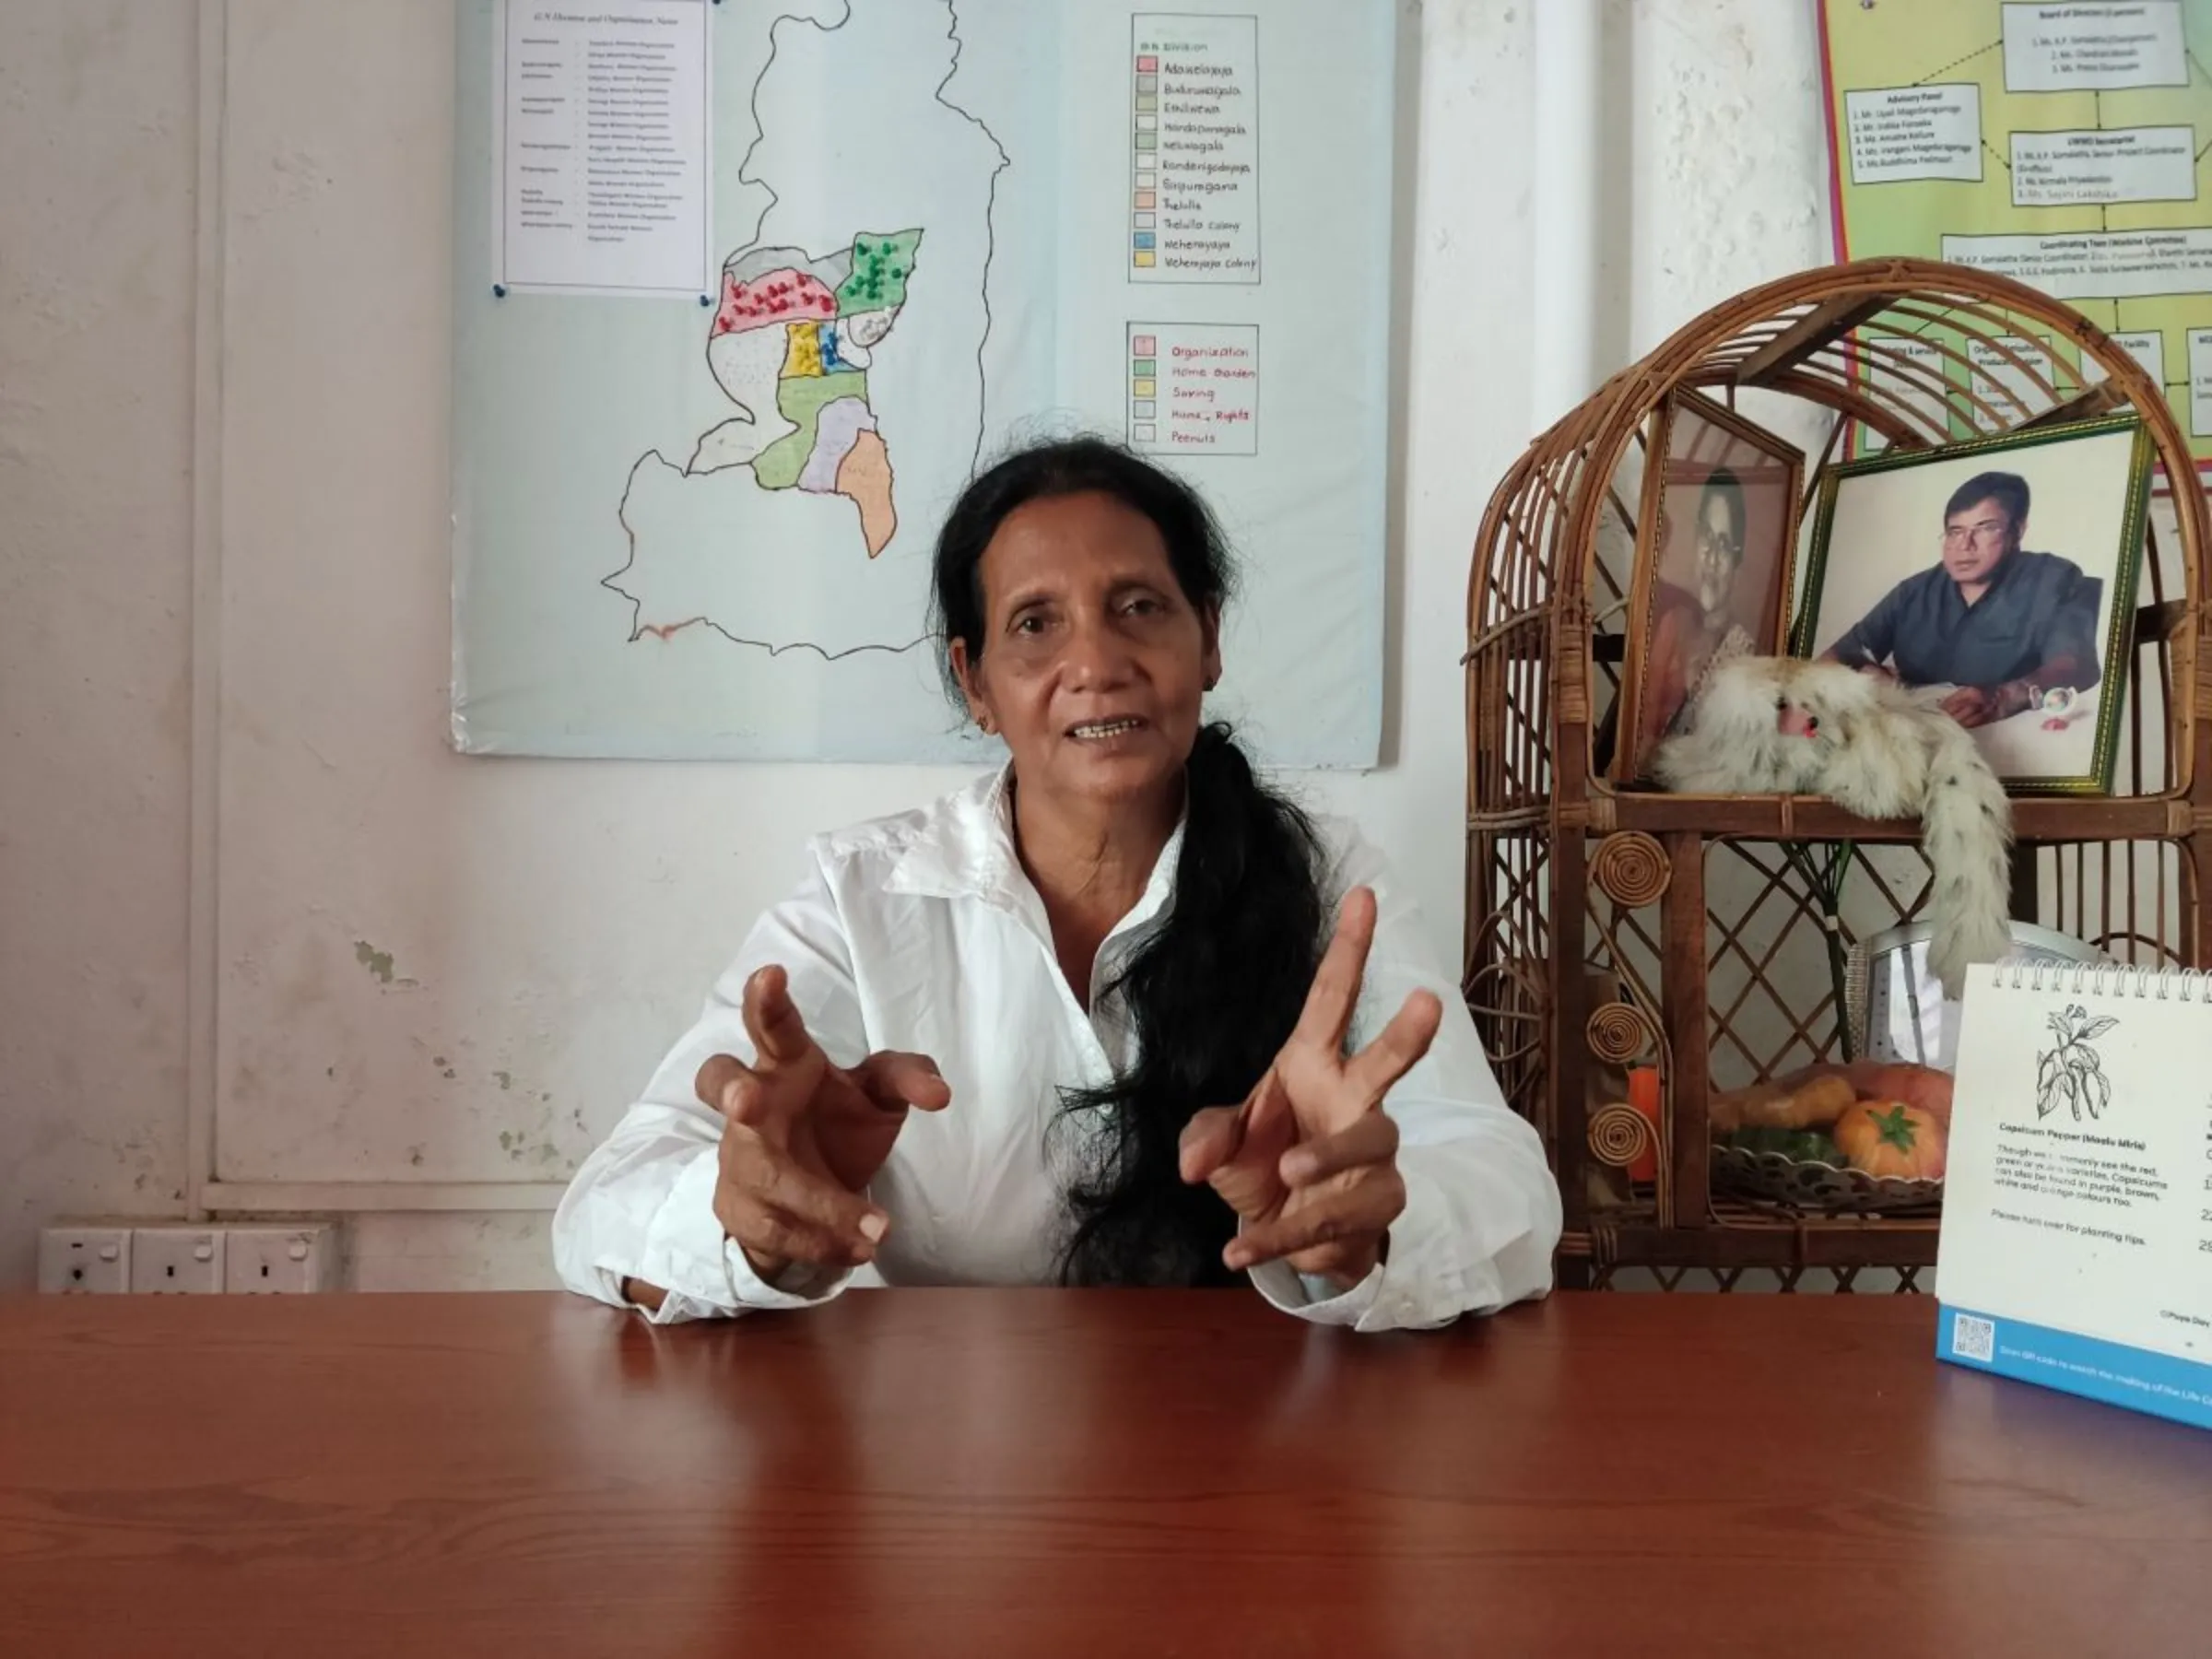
left=223, top=1224, right=336, bottom=1293
left=37, top=1227, right=134, bottom=1294
left=130, top=1227, right=226, bottom=1294
left=41, top=1219, right=345, bottom=1294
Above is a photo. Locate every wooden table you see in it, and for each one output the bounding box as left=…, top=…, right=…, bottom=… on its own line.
left=3, top=1290, right=2207, bottom=1656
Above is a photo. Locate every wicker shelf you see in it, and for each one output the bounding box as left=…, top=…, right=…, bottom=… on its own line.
left=1594, top=792, right=2196, bottom=844
left=1567, top=1214, right=1940, bottom=1272
left=1464, top=257, right=2212, bottom=1295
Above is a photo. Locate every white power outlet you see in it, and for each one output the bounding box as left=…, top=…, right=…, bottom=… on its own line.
left=37, top=1227, right=134, bottom=1294
left=130, top=1227, right=226, bottom=1294
left=223, top=1224, right=336, bottom=1293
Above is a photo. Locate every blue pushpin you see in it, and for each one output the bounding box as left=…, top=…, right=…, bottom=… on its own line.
left=492, top=283, right=507, bottom=299
left=700, top=293, right=713, bottom=307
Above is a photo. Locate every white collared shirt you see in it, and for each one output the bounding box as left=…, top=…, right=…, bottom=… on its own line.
left=552, top=769, right=1561, bottom=1331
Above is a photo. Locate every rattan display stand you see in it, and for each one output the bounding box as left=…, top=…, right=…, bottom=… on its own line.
left=1465, top=257, right=2212, bottom=1290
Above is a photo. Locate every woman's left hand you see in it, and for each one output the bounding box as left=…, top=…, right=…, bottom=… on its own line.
left=1178, top=887, right=1441, bottom=1286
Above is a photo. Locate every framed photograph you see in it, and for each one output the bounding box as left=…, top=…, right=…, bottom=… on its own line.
left=1615, top=390, right=1805, bottom=781
left=1793, top=414, right=2154, bottom=795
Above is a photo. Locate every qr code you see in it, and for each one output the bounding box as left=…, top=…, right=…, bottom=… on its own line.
left=1952, top=1313, right=1995, bottom=1362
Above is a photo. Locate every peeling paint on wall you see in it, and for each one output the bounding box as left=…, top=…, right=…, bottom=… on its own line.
left=351, top=940, right=419, bottom=989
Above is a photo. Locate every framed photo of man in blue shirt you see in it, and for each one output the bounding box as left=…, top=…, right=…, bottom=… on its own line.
left=1794, top=415, right=2154, bottom=794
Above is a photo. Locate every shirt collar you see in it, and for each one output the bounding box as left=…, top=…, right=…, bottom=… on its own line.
left=886, top=762, right=1188, bottom=946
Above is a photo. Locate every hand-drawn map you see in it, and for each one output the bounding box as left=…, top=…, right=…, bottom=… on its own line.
left=452, top=0, right=1396, bottom=763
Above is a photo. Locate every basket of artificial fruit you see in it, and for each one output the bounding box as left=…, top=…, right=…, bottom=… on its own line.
left=1710, top=1061, right=1951, bottom=1214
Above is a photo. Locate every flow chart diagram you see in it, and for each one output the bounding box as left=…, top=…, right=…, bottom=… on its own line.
left=1821, top=1, right=2212, bottom=460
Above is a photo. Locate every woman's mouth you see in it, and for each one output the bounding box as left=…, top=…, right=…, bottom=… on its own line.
left=1068, top=717, right=1147, bottom=741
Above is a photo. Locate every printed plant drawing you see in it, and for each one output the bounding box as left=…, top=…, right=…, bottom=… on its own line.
left=2036, top=1003, right=2117, bottom=1122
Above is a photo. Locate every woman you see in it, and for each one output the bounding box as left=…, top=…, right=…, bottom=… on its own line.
left=552, top=439, right=1560, bottom=1329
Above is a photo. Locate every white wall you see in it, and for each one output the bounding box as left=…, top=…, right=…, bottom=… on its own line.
left=1, top=3, right=199, bottom=1273
left=0, top=0, right=1832, bottom=1290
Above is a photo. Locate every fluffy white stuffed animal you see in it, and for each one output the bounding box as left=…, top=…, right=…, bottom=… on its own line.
left=1650, top=656, right=2014, bottom=997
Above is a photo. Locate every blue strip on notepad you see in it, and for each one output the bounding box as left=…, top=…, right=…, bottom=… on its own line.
left=1938, top=1303, right=2212, bottom=1430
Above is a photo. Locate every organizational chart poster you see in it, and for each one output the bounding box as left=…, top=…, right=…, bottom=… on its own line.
left=1820, top=2, right=2212, bottom=465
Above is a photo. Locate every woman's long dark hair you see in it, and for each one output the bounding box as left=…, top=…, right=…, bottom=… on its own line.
left=929, top=439, right=1330, bottom=1286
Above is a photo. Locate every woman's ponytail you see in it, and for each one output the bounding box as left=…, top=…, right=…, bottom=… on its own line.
left=1055, top=722, right=1328, bottom=1286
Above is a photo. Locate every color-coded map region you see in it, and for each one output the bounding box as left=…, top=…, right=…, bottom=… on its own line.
left=688, top=229, right=922, bottom=556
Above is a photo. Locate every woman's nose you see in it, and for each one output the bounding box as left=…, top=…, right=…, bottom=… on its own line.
left=1061, top=616, right=1137, bottom=688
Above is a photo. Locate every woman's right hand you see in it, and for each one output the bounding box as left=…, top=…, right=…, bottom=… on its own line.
left=692, top=964, right=950, bottom=1284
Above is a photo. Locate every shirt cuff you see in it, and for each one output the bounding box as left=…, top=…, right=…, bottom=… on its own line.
left=1241, top=1167, right=1480, bottom=1333
left=1247, top=1256, right=1386, bottom=1326
left=629, top=1150, right=854, bottom=1320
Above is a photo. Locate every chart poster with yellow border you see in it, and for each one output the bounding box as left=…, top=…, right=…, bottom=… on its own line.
left=1819, top=1, right=2212, bottom=466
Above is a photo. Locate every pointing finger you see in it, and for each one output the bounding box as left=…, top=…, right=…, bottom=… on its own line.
left=1290, top=888, right=1378, bottom=1056
left=1335, top=989, right=1443, bottom=1112
left=741, top=965, right=818, bottom=1070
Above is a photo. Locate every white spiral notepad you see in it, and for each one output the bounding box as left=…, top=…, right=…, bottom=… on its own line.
left=1936, top=961, right=2212, bottom=1430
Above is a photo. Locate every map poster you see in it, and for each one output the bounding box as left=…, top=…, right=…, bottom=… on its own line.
left=451, top=0, right=1396, bottom=765
left=1818, top=1, right=2212, bottom=466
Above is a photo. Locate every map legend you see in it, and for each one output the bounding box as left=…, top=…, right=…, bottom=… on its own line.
left=1132, top=53, right=1159, bottom=266
left=1126, top=322, right=1258, bottom=455
left=1131, top=15, right=1260, bottom=283
left=1129, top=333, right=1158, bottom=441
left=1132, top=53, right=1168, bottom=267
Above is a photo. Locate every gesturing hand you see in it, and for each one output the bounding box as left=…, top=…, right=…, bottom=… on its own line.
left=693, top=965, right=950, bottom=1283
left=1177, top=887, right=1442, bottom=1287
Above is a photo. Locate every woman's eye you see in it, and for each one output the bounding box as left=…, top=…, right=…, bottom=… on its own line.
left=1124, top=595, right=1161, bottom=617
left=1012, top=614, right=1045, bottom=635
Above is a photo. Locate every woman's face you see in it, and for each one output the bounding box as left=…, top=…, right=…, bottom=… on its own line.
left=952, top=490, right=1220, bottom=808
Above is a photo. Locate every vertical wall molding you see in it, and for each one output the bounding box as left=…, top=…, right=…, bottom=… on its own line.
left=185, top=0, right=228, bottom=1216
left=1530, top=0, right=1603, bottom=430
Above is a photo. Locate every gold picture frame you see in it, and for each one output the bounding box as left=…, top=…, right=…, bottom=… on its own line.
left=1614, top=389, right=1806, bottom=782
left=1792, top=414, right=2154, bottom=796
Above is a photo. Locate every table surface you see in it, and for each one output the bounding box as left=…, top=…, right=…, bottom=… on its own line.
left=1956, top=682, right=2100, bottom=776
left=3, top=1290, right=2208, bottom=1658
